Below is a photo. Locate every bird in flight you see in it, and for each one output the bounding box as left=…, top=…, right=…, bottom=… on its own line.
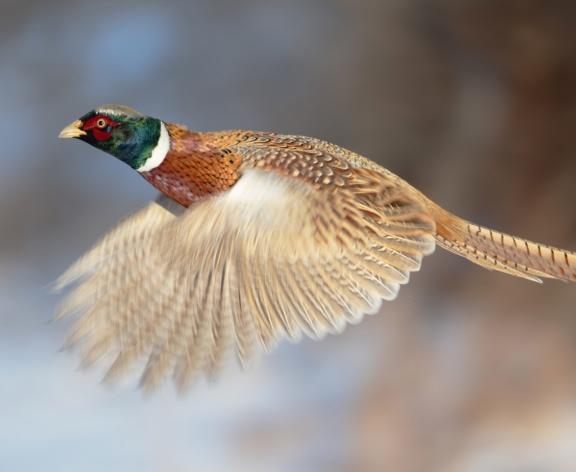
left=57, top=104, right=576, bottom=393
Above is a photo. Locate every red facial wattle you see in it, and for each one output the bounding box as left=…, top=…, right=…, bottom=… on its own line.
left=82, top=115, right=120, bottom=141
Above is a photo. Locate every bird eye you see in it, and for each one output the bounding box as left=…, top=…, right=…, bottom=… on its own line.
left=96, top=118, right=107, bottom=129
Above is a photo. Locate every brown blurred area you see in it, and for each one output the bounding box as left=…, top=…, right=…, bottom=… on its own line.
left=1, top=1, right=575, bottom=471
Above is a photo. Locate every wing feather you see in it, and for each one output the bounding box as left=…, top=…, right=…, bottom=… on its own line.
left=57, top=167, right=436, bottom=391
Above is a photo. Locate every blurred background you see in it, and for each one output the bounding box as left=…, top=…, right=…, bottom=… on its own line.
left=1, top=0, right=576, bottom=470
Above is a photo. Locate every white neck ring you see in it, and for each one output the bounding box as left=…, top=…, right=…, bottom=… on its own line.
left=137, top=121, right=170, bottom=172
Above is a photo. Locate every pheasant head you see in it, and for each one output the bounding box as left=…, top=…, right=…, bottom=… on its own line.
left=59, top=104, right=168, bottom=172
left=59, top=104, right=239, bottom=207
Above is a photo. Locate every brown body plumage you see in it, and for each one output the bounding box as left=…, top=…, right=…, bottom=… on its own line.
left=57, top=107, right=576, bottom=393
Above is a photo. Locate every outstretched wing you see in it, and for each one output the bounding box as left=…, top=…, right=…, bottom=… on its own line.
left=57, top=167, right=435, bottom=393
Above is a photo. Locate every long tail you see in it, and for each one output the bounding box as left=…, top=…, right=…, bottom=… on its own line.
left=426, top=202, right=576, bottom=283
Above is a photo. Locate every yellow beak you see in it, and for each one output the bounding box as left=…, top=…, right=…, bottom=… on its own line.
left=58, top=120, right=87, bottom=139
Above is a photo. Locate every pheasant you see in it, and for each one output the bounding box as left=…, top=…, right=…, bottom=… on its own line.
left=57, top=104, right=576, bottom=393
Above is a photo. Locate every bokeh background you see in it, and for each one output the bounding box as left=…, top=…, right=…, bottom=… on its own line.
left=1, top=0, right=576, bottom=471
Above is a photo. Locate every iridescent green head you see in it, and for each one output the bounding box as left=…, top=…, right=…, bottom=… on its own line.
left=59, top=104, right=168, bottom=171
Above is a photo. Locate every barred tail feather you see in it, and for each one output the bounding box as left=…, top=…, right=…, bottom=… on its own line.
left=430, top=205, right=576, bottom=283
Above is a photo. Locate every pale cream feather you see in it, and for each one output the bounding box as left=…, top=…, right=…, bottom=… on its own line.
left=57, top=169, right=436, bottom=392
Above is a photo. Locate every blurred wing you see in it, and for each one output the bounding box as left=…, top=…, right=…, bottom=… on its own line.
left=54, top=195, right=183, bottom=293
left=57, top=168, right=435, bottom=393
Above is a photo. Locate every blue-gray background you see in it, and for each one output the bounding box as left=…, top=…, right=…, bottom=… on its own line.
left=2, top=1, right=576, bottom=471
